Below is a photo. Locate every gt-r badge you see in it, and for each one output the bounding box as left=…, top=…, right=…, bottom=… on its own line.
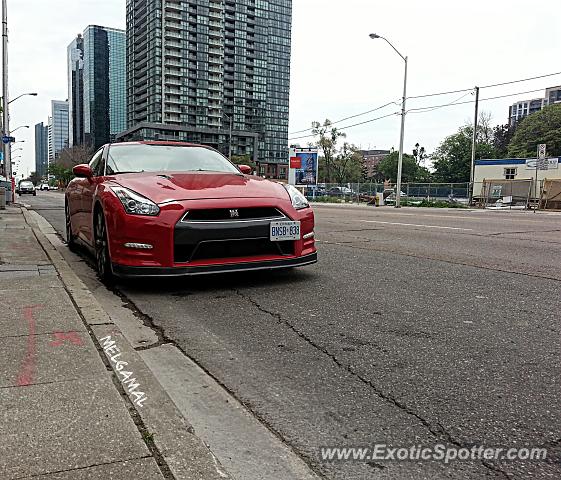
left=229, top=209, right=239, bottom=218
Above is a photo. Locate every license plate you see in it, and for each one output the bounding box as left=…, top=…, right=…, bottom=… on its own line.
left=270, top=221, right=301, bottom=241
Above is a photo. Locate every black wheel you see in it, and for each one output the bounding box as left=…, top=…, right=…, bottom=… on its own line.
left=65, top=202, right=78, bottom=252
left=33, top=191, right=36, bottom=196
left=94, top=211, right=113, bottom=283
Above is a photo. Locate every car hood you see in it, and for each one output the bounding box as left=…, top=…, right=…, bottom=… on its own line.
left=107, top=172, right=290, bottom=204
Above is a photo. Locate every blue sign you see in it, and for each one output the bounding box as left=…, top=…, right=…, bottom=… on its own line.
left=2, top=135, right=15, bottom=144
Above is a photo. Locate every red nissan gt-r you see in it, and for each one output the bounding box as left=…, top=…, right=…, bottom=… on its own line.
left=65, top=141, right=317, bottom=280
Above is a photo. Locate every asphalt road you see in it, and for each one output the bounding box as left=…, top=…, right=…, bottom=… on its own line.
left=25, top=191, right=561, bottom=479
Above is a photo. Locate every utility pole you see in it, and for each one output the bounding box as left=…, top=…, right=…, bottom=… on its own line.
left=468, top=86, right=479, bottom=205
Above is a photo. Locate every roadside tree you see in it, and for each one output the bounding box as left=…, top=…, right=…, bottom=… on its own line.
left=311, top=119, right=345, bottom=182
left=508, top=104, right=561, bottom=158
left=378, top=151, right=431, bottom=182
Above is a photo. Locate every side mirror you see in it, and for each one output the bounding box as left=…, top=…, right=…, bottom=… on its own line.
left=238, top=165, right=252, bottom=175
left=73, top=164, right=93, bottom=178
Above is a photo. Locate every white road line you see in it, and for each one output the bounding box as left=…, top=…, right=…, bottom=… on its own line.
left=361, top=220, right=473, bottom=231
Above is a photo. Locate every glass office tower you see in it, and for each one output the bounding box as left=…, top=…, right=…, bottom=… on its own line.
left=48, top=101, right=69, bottom=162
left=76, top=25, right=127, bottom=149
left=122, top=0, right=292, bottom=177
left=34, top=122, right=49, bottom=179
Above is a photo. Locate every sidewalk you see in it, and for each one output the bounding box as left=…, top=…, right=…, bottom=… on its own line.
left=0, top=205, right=228, bottom=479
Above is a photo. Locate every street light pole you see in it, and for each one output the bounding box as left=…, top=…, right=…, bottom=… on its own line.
left=369, top=33, right=407, bottom=208
left=9, top=125, right=29, bottom=134
left=2, top=0, right=10, bottom=183
left=396, top=56, right=408, bottom=208
left=8, top=92, right=37, bottom=105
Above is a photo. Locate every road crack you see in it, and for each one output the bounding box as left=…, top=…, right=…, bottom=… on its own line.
left=234, top=289, right=511, bottom=478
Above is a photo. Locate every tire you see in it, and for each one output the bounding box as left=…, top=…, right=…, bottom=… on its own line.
left=94, top=210, right=113, bottom=283
left=33, top=191, right=36, bottom=196
left=65, top=202, right=78, bottom=253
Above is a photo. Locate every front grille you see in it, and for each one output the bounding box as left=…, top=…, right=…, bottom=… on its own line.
left=182, top=207, right=284, bottom=222
left=175, top=238, right=294, bottom=263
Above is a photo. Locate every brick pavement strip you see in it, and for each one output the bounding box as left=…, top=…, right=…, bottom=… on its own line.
left=0, top=206, right=230, bottom=480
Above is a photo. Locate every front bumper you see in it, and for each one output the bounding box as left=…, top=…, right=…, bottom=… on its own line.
left=105, top=196, right=316, bottom=272
left=112, top=252, right=317, bottom=277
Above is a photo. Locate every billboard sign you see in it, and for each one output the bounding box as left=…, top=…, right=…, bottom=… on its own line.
left=288, top=147, right=318, bottom=186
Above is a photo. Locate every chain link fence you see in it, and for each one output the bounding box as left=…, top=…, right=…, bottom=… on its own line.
left=304, top=182, right=471, bottom=206
left=304, top=179, right=558, bottom=210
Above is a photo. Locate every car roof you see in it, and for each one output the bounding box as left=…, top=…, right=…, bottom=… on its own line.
left=108, top=141, right=213, bottom=149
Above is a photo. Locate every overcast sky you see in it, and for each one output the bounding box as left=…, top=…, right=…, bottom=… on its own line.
left=6, top=0, right=561, bottom=177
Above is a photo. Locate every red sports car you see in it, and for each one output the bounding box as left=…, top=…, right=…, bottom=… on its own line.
left=65, top=141, right=317, bottom=280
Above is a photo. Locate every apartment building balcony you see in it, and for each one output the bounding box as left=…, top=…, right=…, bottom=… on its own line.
left=164, top=30, right=182, bottom=40
left=165, top=20, right=182, bottom=32
left=165, top=39, right=183, bottom=48
left=165, top=59, right=183, bottom=67
left=164, top=49, right=183, bottom=59
left=165, top=68, right=183, bottom=77
left=134, top=102, right=148, bottom=113
left=165, top=94, right=183, bottom=104
left=166, top=77, right=182, bottom=86
left=165, top=11, right=182, bottom=21
left=134, top=92, right=149, bottom=104
left=209, top=37, right=224, bottom=47
left=164, top=0, right=182, bottom=11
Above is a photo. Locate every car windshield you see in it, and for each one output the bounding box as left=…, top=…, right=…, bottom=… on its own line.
left=106, top=144, right=239, bottom=175
left=20, top=182, right=33, bottom=187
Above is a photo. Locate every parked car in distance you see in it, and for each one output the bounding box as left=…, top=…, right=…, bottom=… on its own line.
left=17, top=181, right=36, bottom=196
left=39, top=183, right=50, bottom=191
left=305, top=185, right=327, bottom=198
left=327, top=186, right=354, bottom=197
left=49, top=185, right=59, bottom=190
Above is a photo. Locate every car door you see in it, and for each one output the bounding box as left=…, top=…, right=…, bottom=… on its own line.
left=79, top=147, right=106, bottom=245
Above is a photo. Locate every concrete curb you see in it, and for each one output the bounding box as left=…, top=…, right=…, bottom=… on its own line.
left=22, top=208, right=230, bottom=480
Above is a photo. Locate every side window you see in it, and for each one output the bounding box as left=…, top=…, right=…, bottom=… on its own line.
left=88, top=149, right=105, bottom=177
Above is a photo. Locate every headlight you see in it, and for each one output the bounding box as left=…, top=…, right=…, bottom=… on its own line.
left=283, top=184, right=309, bottom=210
left=110, top=186, right=160, bottom=216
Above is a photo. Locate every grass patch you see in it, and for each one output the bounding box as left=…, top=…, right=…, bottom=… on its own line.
left=309, top=196, right=345, bottom=203
left=398, top=199, right=468, bottom=208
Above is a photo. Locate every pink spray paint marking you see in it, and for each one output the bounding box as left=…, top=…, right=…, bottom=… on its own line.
left=16, top=305, right=43, bottom=387
left=49, top=331, right=84, bottom=347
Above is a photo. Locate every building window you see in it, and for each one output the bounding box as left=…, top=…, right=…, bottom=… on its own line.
left=504, top=167, right=517, bottom=180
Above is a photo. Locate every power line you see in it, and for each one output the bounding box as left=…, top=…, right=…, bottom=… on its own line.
left=288, top=101, right=397, bottom=135
left=480, top=71, right=561, bottom=89
left=407, top=87, right=547, bottom=115
left=289, top=86, right=552, bottom=140
left=289, top=70, right=561, bottom=135
left=288, top=112, right=398, bottom=141
left=408, top=87, right=473, bottom=100
left=406, top=91, right=474, bottom=114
